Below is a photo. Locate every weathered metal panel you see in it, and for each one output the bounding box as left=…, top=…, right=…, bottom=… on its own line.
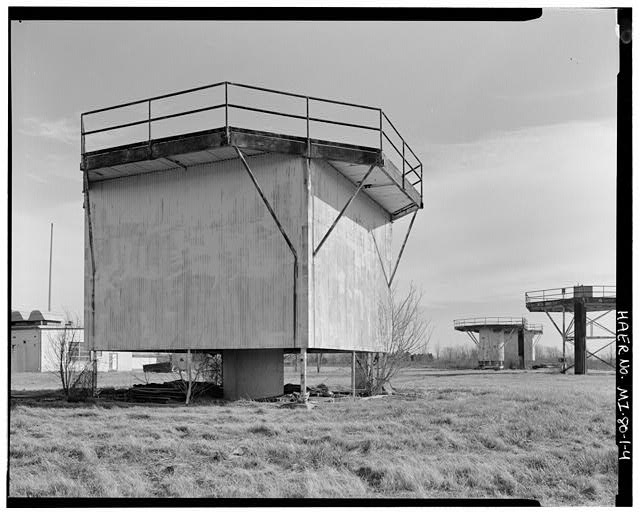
left=10, top=328, right=41, bottom=373
left=503, top=330, right=519, bottom=369
left=311, top=159, right=392, bottom=352
left=478, top=328, right=505, bottom=364
left=86, top=153, right=305, bottom=351
left=523, top=331, right=535, bottom=368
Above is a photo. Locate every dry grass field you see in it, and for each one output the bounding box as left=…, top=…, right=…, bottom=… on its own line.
left=9, top=366, right=616, bottom=504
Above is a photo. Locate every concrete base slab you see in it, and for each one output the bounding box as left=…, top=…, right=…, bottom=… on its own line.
left=222, top=348, right=284, bottom=401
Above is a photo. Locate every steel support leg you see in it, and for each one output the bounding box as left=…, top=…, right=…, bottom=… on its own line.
left=300, top=348, right=308, bottom=402
left=562, top=308, right=566, bottom=373
left=90, top=349, right=97, bottom=397
left=351, top=351, right=356, bottom=399
left=83, top=170, right=97, bottom=389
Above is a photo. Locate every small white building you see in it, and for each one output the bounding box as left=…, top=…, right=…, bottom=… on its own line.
left=10, top=310, right=164, bottom=373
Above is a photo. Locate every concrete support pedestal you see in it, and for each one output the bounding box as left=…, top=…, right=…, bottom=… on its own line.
left=355, top=352, right=371, bottom=393
left=574, top=300, right=587, bottom=374
left=222, top=348, right=284, bottom=400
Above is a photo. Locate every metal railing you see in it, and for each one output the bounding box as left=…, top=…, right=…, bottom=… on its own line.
left=454, top=317, right=542, bottom=332
left=525, top=285, right=616, bottom=304
left=81, top=81, right=423, bottom=198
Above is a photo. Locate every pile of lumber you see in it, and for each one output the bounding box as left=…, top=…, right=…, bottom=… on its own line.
left=142, top=361, right=174, bottom=373
left=127, top=381, right=186, bottom=403
left=283, top=383, right=334, bottom=398
left=10, top=390, right=65, bottom=402
left=98, top=380, right=223, bottom=404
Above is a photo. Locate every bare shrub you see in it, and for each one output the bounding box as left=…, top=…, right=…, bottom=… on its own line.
left=358, top=284, right=432, bottom=394
left=172, top=352, right=222, bottom=405
left=47, top=316, right=95, bottom=401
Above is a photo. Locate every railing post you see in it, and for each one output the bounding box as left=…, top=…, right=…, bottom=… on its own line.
left=402, top=141, right=405, bottom=189
left=225, top=82, right=229, bottom=144
left=80, top=115, right=85, bottom=168
left=147, top=100, right=152, bottom=156
left=379, top=110, right=383, bottom=152
left=306, top=97, right=310, bottom=158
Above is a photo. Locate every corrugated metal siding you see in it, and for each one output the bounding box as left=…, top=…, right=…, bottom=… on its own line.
left=503, top=331, right=519, bottom=368
left=311, top=159, right=392, bottom=352
left=86, top=153, right=305, bottom=351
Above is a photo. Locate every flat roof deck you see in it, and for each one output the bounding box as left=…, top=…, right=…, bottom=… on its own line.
left=81, top=81, right=424, bottom=221
left=525, top=286, right=616, bottom=313
left=453, top=317, right=543, bottom=333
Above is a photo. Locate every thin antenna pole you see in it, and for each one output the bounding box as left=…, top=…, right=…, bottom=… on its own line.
left=48, top=222, right=53, bottom=312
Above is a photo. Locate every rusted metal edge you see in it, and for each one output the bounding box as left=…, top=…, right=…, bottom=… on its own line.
left=83, top=126, right=381, bottom=171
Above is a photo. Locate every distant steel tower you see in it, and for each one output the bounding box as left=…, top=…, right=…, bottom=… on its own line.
left=80, top=81, right=423, bottom=400
left=453, top=317, right=543, bottom=369
left=525, top=285, right=615, bottom=374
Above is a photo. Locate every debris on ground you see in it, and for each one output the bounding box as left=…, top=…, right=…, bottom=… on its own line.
left=230, top=445, right=248, bottom=457
left=9, top=390, right=65, bottom=402
left=97, top=380, right=223, bottom=404
left=142, top=361, right=174, bottom=373
left=283, top=383, right=334, bottom=397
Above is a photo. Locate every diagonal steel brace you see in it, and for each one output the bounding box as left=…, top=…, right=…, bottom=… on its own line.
left=313, top=164, right=376, bottom=256
left=234, top=146, right=298, bottom=347
left=388, top=210, right=418, bottom=287
left=370, top=231, right=389, bottom=286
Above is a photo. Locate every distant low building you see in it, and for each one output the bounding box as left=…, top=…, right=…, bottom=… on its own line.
left=10, top=309, right=164, bottom=373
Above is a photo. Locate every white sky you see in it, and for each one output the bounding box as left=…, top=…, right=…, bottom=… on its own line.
left=9, top=10, right=618, bottom=352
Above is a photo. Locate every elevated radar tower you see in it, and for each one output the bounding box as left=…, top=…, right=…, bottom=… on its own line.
left=453, top=317, right=543, bottom=369
left=525, top=285, right=615, bottom=374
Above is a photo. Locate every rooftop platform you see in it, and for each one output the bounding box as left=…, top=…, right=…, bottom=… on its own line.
left=525, top=285, right=616, bottom=313
left=81, top=81, right=423, bottom=221
left=453, top=317, right=543, bottom=333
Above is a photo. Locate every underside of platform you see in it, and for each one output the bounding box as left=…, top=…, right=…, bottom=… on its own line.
left=83, top=126, right=421, bottom=221
left=454, top=322, right=543, bottom=333
left=453, top=317, right=542, bottom=334
left=526, top=297, right=616, bottom=313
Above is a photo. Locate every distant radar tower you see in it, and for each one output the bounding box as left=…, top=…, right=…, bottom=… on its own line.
left=453, top=317, right=543, bottom=369
left=525, top=285, right=615, bottom=374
